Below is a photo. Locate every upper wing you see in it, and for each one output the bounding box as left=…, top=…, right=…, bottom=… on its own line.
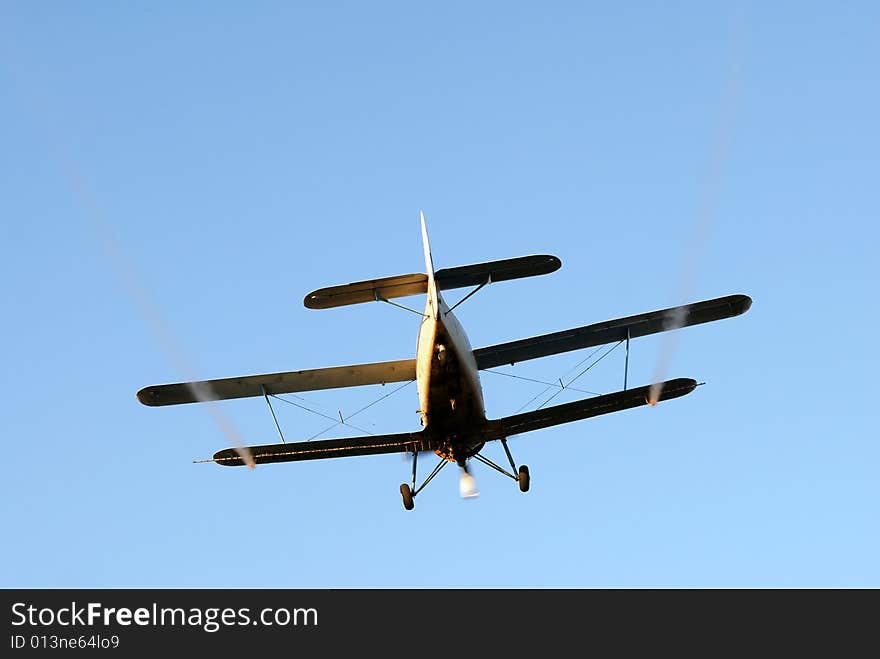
left=482, top=378, right=697, bottom=440
left=137, top=358, right=415, bottom=407
left=303, top=255, right=561, bottom=309
left=473, top=294, right=752, bottom=369
left=211, top=431, right=429, bottom=466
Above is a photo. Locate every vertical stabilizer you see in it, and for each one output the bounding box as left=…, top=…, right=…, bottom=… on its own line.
left=420, top=210, right=439, bottom=318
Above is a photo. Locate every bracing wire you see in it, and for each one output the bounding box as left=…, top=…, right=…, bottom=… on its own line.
left=267, top=379, right=416, bottom=441
left=482, top=368, right=601, bottom=397
left=305, top=380, right=416, bottom=441
left=563, top=341, right=624, bottom=390
left=534, top=341, right=623, bottom=411
left=510, top=343, right=609, bottom=412
left=509, top=340, right=624, bottom=414
left=269, top=393, right=375, bottom=436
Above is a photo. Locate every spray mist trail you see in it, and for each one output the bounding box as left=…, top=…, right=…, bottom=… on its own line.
left=648, top=306, right=689, bottom=404
left=3, top=45, right=256, bottom=467
left=648, top=16, right=745, bottom=404
left=64, top=165, right=255, bottom=468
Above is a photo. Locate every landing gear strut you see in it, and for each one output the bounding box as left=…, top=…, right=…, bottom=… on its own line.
left=471, top=437, right=530, bottom=493
left=399, top=438, right=530, bottom=509
left=399, top=449, right=448, bottom=511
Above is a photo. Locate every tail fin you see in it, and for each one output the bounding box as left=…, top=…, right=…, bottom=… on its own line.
left=420, top=210, right=439, bottom=318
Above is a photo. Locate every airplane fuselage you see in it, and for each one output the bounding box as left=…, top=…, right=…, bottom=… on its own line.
left=416, top=293, right=487, bottom=464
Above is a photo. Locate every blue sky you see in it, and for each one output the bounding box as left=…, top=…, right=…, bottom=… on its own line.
left=1, top=2, right=877, bottom=587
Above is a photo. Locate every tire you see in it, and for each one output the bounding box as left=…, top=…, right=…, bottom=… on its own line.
left=400, top=483, right=415, bottom=510
left=518, top=465, right=530, bottom=493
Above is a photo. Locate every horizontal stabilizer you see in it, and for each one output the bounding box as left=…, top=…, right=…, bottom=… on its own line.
left=212, top=431, right=429, bottom=466
left=435, top=254, right=561, bottom=289
left=304, top=273, right=428, bottom=310
left=137, top=358, right=415, bottom=406
left=303, top=255, right=561, bottom=309
left=483, top=378, right=697, bottom=440
left=474, top=295, right=751, bottom=369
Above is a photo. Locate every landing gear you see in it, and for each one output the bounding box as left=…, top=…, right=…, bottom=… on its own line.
left=400, top=450, right=449, bottom=511
left=399, top=440, right=530, bottom=508
left=518, top=465, right=530, bottom=492
left=470, top=438, right=531, bottom=495
left=400, top=483, right=414, bottom=510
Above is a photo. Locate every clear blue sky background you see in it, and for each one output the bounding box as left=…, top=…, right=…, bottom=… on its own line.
left=2, top=2, right=877, bottom=587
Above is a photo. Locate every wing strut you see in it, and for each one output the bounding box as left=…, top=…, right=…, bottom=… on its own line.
left=260, top=385, right=285, bottom=443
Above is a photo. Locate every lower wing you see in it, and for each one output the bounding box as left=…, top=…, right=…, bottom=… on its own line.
left=210, top=431, right=428, bottom=466
left=210, top=378, right=696, bottom=467
left=482, top=378, right=697, bottom=440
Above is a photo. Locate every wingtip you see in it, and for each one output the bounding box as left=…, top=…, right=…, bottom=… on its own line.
left=658, top=377, right=699, bottom=400
left=731, top=294, right=752, bottom=316
left=136, top=387, right=159, bottom=406
left=303, top=291, right=321, bottom=309
left=212, top=448, right=251, bottom=467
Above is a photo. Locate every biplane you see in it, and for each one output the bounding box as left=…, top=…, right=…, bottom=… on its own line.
left=137, top=213, right=751, bottom=509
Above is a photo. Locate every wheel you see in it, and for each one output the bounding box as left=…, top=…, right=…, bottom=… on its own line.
left=400, top=483, right=415, bottom=510
left=518, top=465, right=530, bottom=492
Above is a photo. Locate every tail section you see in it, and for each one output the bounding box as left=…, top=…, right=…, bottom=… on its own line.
left=303, top=254, right=561, bottom=309
left=420, top=210, right=440, bottom=318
